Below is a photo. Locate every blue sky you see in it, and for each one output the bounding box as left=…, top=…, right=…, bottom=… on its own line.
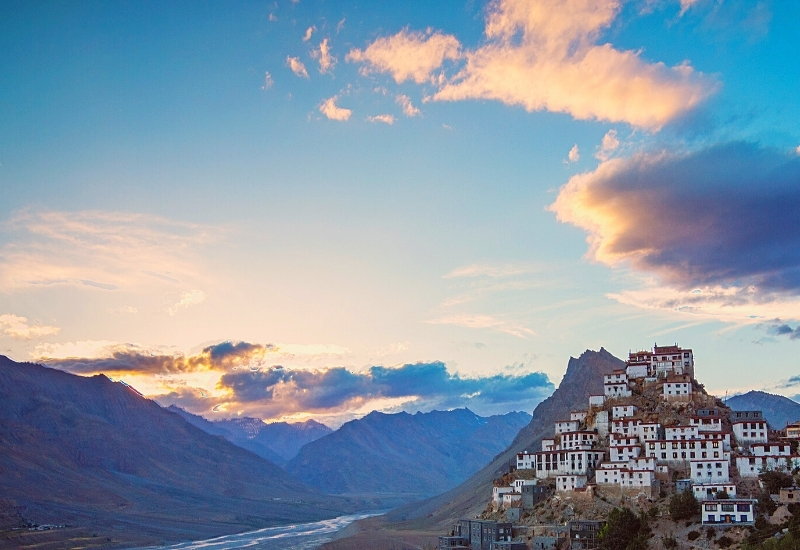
left=1, top=0, right=799, bottom=425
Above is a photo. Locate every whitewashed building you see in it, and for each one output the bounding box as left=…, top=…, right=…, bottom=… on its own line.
left=493, top=486, right=515, bottom=505
left=645, top=440, right=726, bottom=463
left=693, top=483, right=737, bottom=501
left=559, top=431, right=599, bottom=450
left=663, top=374, right=692, bottom=401
left=556, top=474, right=587, bottom=492
left=733, top=420, right=768, bottom=445
left=736, top=455, right=800, bottom=478
left=752, top=443, right=792, bottom=457
left=665, top=426, right=699, bottom=440
left=610, top=445, right=642, bottom=462
left=555, top=420, right=581, bottom=435
left=612, top=405, right=637, bottom=419
left=690, top=460, right=730, bottom=483
left=691, top=416, right=723, bottom=432
left=570, top=410, right=588, bottom=423
left=589, top=395, right=606, bottom=407
left=612, top=419, right=640, bottom=436
left=702, top=500, right=756, bottom=526
left=637, top=422, right=662, bottom=441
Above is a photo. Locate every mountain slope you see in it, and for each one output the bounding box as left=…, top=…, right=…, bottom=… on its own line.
left=286, top=409, right=531, bottom=501
left=726, top=390, right=800, bottom=429
left=0, top=356, right=356, bottom=547
left=167, top=406, right=332, bottom=466
left=382, top=348, right=623, bottom=529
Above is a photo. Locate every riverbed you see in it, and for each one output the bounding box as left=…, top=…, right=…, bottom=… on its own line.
left=131, top=512, right=382, bottom=550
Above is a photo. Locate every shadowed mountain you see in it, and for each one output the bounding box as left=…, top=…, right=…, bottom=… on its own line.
left=285, top=409, right=532, bottom=503
left=0, top=356, right=357, bottom=548
left=726, top=390, right=800, bottom=429
left=167, top=405, right=332, bottom=466
left=380, top=348, right=623, bottom=530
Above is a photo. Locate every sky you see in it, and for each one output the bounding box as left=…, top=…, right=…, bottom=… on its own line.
left=1, top=0, right=799, bottom=427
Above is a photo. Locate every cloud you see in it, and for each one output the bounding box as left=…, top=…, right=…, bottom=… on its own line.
left=302, top=26, right=315, bottom=42
left=367, top=114, right=395, bottom=125
left=40, top=342, right=552, bottom=420
left=109, top=306, right=138, bottom=316
left=444, top=263, right=536, bottom=278
left=349, top=0, right=717, bottom=129
left=261, top=71, right=274, bottom=90
left=551, top=142, right=800, bottom=319
left=165, top=289, right=206, bottom=316
left=215, top=361, right=552, bottom=418
left=347, top=28, right=461, bottom=84
left=319, top=96, right=352, bottom=121
left=38, top=340, right=276, bottom=375
left=595, top=129, right=620, bottom=160
left=426, top=314, right=536, bottom=338
left=396, top=94, right=421, bottom=117
left=0, top=314, right=60, bottom=340
left=0, top=210, right=215, bottom=293
left=286, top=56, right=309, bottom=78
left=679, top=0, right=701, bottom=16
left=766, top=320, right=800, bottom=341
left=311, top=38, right=336, bottom=74
left=567, top=144, right=580, bottom=163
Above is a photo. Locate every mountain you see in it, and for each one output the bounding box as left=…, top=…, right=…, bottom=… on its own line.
left=383, top=348, right=623, bottom=528
left=285, top=409, right=532, bottom=503
left=167, top=406, right=332, bottom=465
left=0, top=356, right=356, bottom=548
left=726, top=390, right=800, bottom=429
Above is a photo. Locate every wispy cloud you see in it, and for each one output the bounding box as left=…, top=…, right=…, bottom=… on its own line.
left=594, top=129, right=620, bottom=161
left=319, top=96, right=352, bottom=121
left=347, top=28, right=461, bottom=84
left=426, top=314, right=536, bottom=338
left=0, top=313, right=60, bottom=340
left=311, top=38, right=336, bottom=74
left=396, top=94, right=421, bottom=117
left=567, top=144, right=580, bottom=163
left=286, top=56, right=309, bottom=78
left=367, top=114, right=395, bottom=124
left=0, top=210, right=216, bottom=293
left=302, top=26, right=315, bottom=42
left=261, top=71, right=274, bottom=90
left=348, top=0, right=717, bottom=129
left=444, top=263, right=537, bottom=279
left=164, top=290, right=206, bottom=316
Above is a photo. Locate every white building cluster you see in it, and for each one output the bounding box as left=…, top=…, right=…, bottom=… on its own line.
left=513, top=343, right=800, bottom=513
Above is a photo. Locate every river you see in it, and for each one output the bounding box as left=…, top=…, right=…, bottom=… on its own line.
left=131, top=512, right=382, bottom=550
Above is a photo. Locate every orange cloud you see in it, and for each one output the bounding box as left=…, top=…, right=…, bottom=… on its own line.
left=347, top=28, right=461, bottom=84
left=349, top=0, right=717, bottom=129
left=0, top=313, right=60, bottom=340
left=319, top=96, right=352, bottom=121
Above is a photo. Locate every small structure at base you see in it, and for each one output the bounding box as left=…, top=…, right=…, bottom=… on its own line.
left=701, top=499, right=756, bottom=527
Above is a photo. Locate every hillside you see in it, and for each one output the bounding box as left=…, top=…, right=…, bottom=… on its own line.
left=167, top=406, right=332, bottom=465
left=384, top=348, right=622, bottom=527
left=286, top=409, right=531, bottom=503
left=320, top=348, right=623, bottom=550
left=0, top=356, right=357, bottom=548
left=727, top=390, right=800, bottom=429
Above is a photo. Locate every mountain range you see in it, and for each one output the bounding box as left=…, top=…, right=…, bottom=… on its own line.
left=168, top=405, right=332, bottom=466
left=726, top=390, right=800, bottom=429
left=285, top=408, right=531, bottom=502
left=320, top=348, right=624, bottom=550
left=0, top=356, right=356, bottom=548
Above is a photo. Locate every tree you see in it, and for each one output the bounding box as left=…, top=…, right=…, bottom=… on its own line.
left=760, top=470, right=794, bottom=495
left=669, top=490, right=700, bottom=520
left=599, top=508, right=650, bottom=550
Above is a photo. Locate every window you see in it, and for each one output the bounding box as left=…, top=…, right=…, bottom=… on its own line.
left=737, top=504, right=751, bottom=512
left=722, top=504, right=735, bottom=512
left=705, top=504, right=718, bottom=511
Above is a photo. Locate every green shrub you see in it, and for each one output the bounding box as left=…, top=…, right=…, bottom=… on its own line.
left=687, top=530, right=701, bottom=541
left=661, top=534, right=678, bottom=549
left=669, top=490, right=699, bottom=520
left=717, top=535, right=733, bottom=548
